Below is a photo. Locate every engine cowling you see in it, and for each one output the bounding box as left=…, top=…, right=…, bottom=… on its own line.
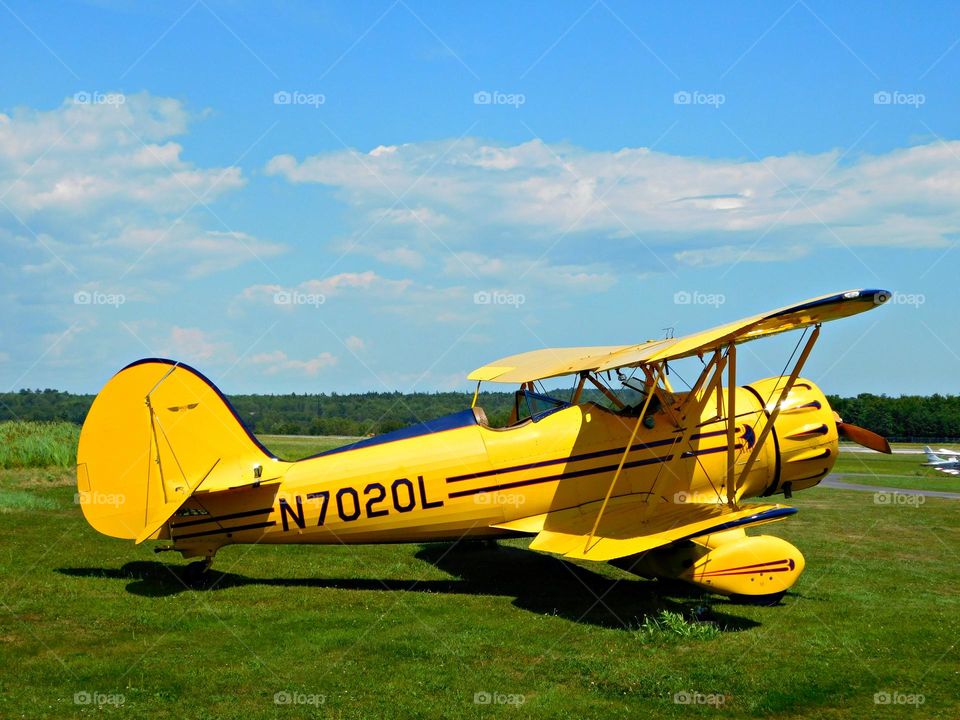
left=744, top=377, right=840, bottom=497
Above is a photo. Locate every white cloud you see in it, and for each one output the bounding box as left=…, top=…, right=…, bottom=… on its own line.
left=110, top=226, right=285, bottom=278
left=373, top=206, right=446, bottom=226
left=235, top=270, right=479, bottom=328
left=239, top=271, right=413, bottom=309
left=164, top=326, right=232, bottom=363
left=0, top=94, right=241, bottom=219
left=39, top=320, right=92, bottom=361
left=442, top=251, right=508, bottom=277
left=250, top=350, right=338, bottom=376
left=375, top=246, right=423, bottom=268
left=674, top=244, right=810, bottom=267
left=441, top=251, right=616, bottom=291
left=0, top=93, right=282, bottom=285
left=302, top=270, right=411, bottom=296
left=266, top=137, right=960, bottom=257
left=344, top=335, right=366, bottom=352
left=368, top=144, right=399, bottom=157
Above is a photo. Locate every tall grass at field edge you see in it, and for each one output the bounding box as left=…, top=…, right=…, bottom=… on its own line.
left=0, top=421, right=79, bottom=468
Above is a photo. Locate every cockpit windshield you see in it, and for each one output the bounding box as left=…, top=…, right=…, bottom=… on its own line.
left=512, top=388, right=571, bottom=424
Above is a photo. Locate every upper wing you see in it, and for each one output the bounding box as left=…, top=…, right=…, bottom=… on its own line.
left=492, top=495, right=797, bottom=561
left=469, top=288, right=889, bottom=383
left=467, top=344, right=633, bottom=382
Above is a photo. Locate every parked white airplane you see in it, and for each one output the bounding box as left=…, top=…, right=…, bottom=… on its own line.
left=923, top=447, right=960, bottom=475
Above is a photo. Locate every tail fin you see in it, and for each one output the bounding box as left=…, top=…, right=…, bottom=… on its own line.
left=77, top=359, right=278, bottom=542
left=924, top=446, right=943, bottom=464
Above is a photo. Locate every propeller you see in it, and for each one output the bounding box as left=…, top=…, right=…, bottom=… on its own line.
left=833, top=412, right=892, bottom=454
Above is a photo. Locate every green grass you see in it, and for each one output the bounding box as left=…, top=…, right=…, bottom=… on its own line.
left=833, top=448, right=932, bottom=477
left=0, top=443, right=957, bottom=718
left=0, top=424, right=354, bottom=471
left=258, top=434, right=361, bottom=460
left=833, top=446, right=960, bottom=492
left=831, top=473, right=960, bottom=493
left=637, top=609, right=721, bottom=642
left=0, top=421, right=80, bottom=468
left=0, top=488, right=60, bottom=513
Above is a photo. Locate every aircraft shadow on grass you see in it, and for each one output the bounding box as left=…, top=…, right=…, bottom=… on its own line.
left=58, top=542, right=763, bottom=632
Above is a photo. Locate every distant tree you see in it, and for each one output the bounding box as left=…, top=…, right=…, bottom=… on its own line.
left=4, top=387, right=959, bottom=440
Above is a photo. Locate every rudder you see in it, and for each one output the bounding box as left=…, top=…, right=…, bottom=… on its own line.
left=77, top=359, right=277, bottom=542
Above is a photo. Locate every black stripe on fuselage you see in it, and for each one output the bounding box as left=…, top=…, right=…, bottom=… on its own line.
left=447, top=453, right=676, bottom=498
left=172, top=520, right=277, bottom=540
left=169, top=507, right=274, bottom=529
left=446, top=442, right=742, bottom=499
left=446, top=428, right=733, bottom=485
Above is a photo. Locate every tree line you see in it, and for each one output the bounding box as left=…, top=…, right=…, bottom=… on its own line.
left=2, top=387, right=959, bottom=441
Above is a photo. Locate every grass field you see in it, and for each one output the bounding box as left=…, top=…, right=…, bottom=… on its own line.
left=259, top=433, right=362, bottom=460
left=833, top=445, right=960, bottom=492
left=0, top=421, right=79, bottom=469
left=0, top=438, right=957, bottom=719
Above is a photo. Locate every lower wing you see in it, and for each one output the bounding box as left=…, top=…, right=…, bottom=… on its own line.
left=493, top=496, right=796, bottom=561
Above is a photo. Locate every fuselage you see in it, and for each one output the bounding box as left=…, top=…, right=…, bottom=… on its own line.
left=165, top=376, right=839, bottom=558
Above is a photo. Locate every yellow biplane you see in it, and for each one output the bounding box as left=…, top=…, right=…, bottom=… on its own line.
left=77, top=289, right=891, bottom=603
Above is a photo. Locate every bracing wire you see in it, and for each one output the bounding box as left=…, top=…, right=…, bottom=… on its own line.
left=763, top=327, right=809, bottom=408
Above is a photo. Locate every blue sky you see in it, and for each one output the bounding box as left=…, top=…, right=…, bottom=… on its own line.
left=2, top=1, right=959, bottom=396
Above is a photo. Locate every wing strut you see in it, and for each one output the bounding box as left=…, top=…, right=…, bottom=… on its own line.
left=584, top=364, right=662, bottom=552
left=640, top=349, right=728, bottom=518
left=725, top=343, right=737, bottom=506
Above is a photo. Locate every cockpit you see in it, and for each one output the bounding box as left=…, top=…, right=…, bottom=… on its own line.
left=472, top=370, right=667, bottom=431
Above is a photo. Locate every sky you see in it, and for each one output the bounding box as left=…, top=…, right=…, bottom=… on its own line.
left=2, top=0, right=959, bottom=397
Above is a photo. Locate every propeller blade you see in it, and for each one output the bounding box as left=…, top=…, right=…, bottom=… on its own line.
left=837, top=422, right=892, bottom=454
